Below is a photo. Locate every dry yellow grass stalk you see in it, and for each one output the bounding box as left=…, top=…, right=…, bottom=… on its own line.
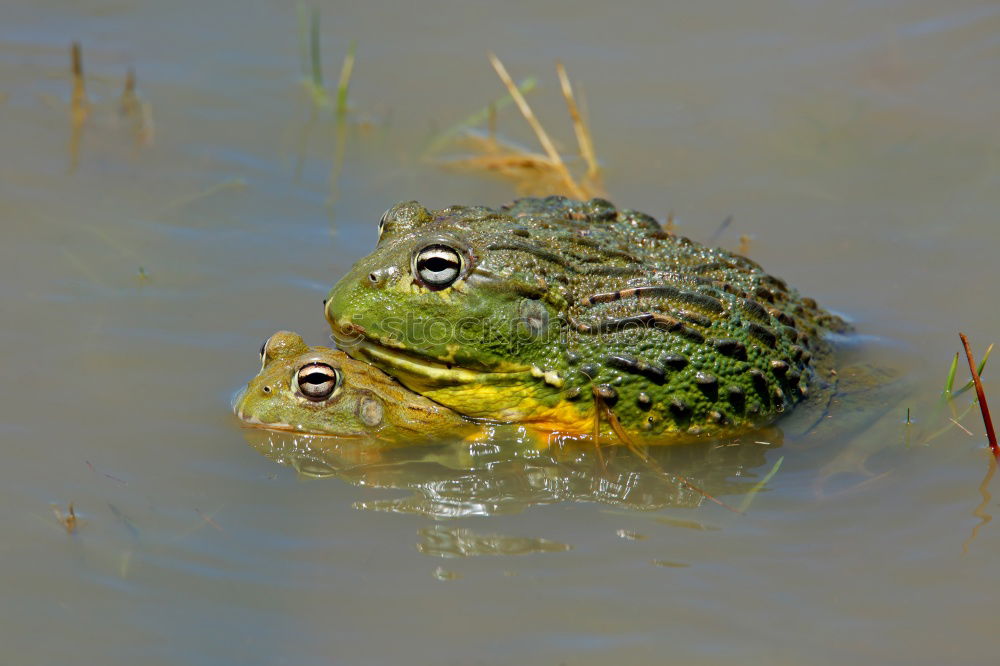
left=556, top=61, right=599, bottom=181
left=488, top=53, right=585, bottom=199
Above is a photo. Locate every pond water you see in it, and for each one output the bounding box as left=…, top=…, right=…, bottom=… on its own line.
left=2, top=1, right=999, bottom=664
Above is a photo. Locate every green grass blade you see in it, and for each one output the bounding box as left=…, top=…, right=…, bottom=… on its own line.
left=336, top=40, right=356, bottom=119
left=310, top=7, right=322, bottom=88
left=942, top=351, right=959, bottom=399
left=301, top=7, right=329, bottom=107
left=422, top=76, right=538, bottom=156
left=955, top=343, right=993, bottom=398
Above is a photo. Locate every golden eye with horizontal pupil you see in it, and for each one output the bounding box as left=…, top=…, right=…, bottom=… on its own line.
left=413, top=244, right=462, bottom=289
left=295, top=363, right=341, bottom=401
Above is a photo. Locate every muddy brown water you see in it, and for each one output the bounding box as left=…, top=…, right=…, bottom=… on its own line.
left=2, top=1, right=999, bottom=664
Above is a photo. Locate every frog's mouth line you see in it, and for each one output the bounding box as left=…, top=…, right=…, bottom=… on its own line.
left=234, top=394, right=365, bottom=438
left=236, top=416, right=364, bottom=439
left=347, top=339, right=531, bottom=387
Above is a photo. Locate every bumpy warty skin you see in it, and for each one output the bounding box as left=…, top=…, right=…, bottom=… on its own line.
left=325, top=196, right=849, bottom=444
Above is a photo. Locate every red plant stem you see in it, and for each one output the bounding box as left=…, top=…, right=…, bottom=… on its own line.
left=960, top=332, right=1000, bottom=460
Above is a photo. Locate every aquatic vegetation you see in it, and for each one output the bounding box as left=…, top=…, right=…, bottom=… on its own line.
left=428, top=56, right=605, bottom=199
left=118, top=67, right=155, bottom=146
left=487, top=53, right=585, bottom=199
left=914, top=334, right=1000, bottom=551
left=555, top=62, right=599, bottom=184
left=943, top=351, right=959, bottom=398
left=296, top=4, right=355, bottom=117
left=956, top=335, right=998, bottom=553
left=916, top=341, right=993, bottom=447
left=292, top=7, right=366, bottom=212
left=940, top=344, right=993, bottom=403
left=959, top=332, right=998, bottom=459
left=335, top=41, right=356, bottom=120
left=422, top=76, right=538, bottom=156
left=298, top=5, right=325, bottom=107
left=65, top=42, right=153, bottom=171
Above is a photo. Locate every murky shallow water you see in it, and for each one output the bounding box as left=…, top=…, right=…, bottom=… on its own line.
left=2, top=1, right=999, bottom=664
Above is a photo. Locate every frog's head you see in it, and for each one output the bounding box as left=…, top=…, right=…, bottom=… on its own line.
left=324, top=201, right=575, bottom=420
left=235, top=331, right=375, bottom=437
left=234, top=331, right=467, bottom=440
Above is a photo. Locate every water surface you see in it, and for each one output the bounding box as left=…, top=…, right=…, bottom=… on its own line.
left=2, top=1, right=999, bottom=664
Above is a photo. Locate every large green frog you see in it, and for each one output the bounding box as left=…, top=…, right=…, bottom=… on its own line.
left=325, top=196, right=850, bottom=444
left=234, top=331, right=473, bottom=443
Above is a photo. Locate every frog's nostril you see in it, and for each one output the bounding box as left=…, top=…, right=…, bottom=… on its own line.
left=366, top=266, right=398, bottom=288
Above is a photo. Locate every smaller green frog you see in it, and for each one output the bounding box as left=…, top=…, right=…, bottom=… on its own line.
left=234, top=331, right=474, bottom=443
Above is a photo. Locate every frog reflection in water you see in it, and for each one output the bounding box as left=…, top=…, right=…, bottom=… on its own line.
left=240, top=426, right=780, bottom=518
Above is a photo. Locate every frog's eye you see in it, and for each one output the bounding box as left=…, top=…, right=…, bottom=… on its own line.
left=259, top=338, right=268, bottom=361
left=295, top=362, right=342, bottom=401
left=413, top=244, right=462, bottom=289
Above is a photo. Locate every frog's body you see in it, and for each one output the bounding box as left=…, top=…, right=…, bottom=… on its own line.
left=325, top=197, right=850, bottom=444
left=234, top=331, right=474, bottom=443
